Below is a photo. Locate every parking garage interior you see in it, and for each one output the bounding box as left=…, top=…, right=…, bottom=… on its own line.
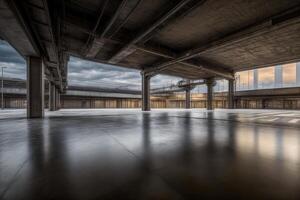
left=1, top=0, right=300, bottom=199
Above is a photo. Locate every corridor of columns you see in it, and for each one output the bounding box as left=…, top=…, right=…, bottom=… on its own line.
left=1, top=0, right=300, bottom=199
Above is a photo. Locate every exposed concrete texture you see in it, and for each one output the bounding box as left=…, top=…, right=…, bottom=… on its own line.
left=206, top=78, right=214, bottom=110
left=141, top=73, right=150, bottom=111
left=55, top=88, right=60, bottom=110
left=228, top=79, right=234, bottom=109
left=49, top=83, right=56, bottom=111
left=26, top=57, right=44, bottom=118
left=0, top=0, right=39, bottom=56
left=2, top=0, right=300, bottom=82
left=185, top=89, right=191, bottom=109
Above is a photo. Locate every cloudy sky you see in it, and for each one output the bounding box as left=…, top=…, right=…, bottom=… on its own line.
left=68, top=56, right=181, bottom=90
left=0, top=40, right=181, bottom=90
left=0, top=40, right=26, bottom=79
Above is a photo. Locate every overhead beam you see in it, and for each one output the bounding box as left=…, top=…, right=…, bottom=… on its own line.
left=108, top=0, right=198, bottom=64
left=137, top=46, right=234, bottom=80
left=0, top=0, right=40, bottom=57
left=84, top=0, right=127, bottom=58
left=143, top=6, right=300, bottom=78
left=41, top=0, right=63, bottom=91
left=62, top=0, right=231, bottom=79
left=63, top=25, right=234, bottom=80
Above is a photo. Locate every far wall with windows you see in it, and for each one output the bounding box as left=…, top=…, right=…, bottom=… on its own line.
left=235, top=62, right=300, bottom=91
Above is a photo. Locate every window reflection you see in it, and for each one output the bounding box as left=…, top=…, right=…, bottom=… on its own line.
left=258, top=66, right=274, bottom=89
left=236, top=62, right=300, bottom=91
left=283, top=63, right=296, bottom=87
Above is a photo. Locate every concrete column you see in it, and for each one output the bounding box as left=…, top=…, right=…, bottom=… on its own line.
left=141, top=72, right=151, bottom=111
left=206, top=78, right=214, bottom=110
left=185, top=89, right=191, bottom=109
left=185, top=80, right=191, bottom=109
left=27, top=57, right=44, bottom=118
left=228, top=79, right=235, bottom=109
left=58, top=92, right=61, bottom=109
left=296, top=62, right=300, bottom=86
left=55, top=88, right=60, bottom=110
left=49, top=82, right=56, bottom=111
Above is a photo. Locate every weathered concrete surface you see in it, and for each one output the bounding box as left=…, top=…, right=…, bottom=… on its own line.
left=26, top=57, right=44, bottom=118
left=2, top=0, right=300, bottom=81
left=0, top=109, right=300, bottom=199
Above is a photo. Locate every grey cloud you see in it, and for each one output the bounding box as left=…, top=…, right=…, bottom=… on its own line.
left=0, top=40, right=25, bottom=65
left=0, top=40, right=26, bottom=79
left=68, top=56, right=182, bottom=90
left=0, top=41, right=183, bottom=90
left=68, top=57, right=181, bottom=89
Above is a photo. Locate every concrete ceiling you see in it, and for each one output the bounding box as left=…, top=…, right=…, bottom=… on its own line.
left=1, top=0, right=300, bottom=89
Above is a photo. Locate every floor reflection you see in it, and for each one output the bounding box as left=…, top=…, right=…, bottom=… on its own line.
left=1, top=110, right=300, bottom=199
left=236, top=124, right=300, bottom=164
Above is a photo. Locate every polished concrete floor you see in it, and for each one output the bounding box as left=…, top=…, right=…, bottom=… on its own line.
left=0, top=109, right=300, bottom=200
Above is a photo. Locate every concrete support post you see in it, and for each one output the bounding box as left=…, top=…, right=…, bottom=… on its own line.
left=185, top=79, right=191, bottom=109
left=185, top=89, right=191, bottom=109
left=228, top=79, right=235, bottom=109
left=206, top=78, right=215, bottom=110
left=27, top=57, right=44, bottom=118
left=141, top=72, right=151, bottom=111
left=58, top=91, right=61, bottom=110
left=49, top=82, right=56, bottom=111
left=55, top=88, right=60, bottom=110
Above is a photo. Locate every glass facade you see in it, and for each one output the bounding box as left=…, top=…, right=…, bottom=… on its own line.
left=235, top=62, right=300, bottom=91
left=282, top=63, right=296, bottom=87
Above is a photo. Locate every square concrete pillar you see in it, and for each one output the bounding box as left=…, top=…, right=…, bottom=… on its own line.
left=55, top=88, right=60, bottom=110
left=185, top=79, right=191, bottom=109
left=206, top=78, right=215, bottom=110
left=185, top=89, right=191, bottom=109
left=228, top=79, right=235, bottom=109
left=27, top=57, right=44, bottom=118
left=141, top=72, right=151, bottom=111
left=57, top=91, right=61, bottom=110
left=49, top=82, right=56, bottom=111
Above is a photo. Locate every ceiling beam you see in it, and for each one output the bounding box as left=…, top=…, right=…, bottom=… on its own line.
left=108, top=0, right=201, bottom=64
left=84, top=0, right=127, bottom=58
left=136, top=45, right=234, bottom=79
left=62, top=23, right=234, bottom=79
left=143, top=6, right=300, bottom=77
left=41, top=0, right=64, bottom=90
left=0, top=0, right=41, bottom=57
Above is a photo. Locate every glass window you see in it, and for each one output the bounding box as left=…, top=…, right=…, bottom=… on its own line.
left=258, top=66, right=274, bottom=89
left=235, top=62, right=299, bottom=91
left=236, top=70, right=253, bottom=91
left=282, top=63, right=296, bottom=87
left=214, top=79, right=228, bottom=92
